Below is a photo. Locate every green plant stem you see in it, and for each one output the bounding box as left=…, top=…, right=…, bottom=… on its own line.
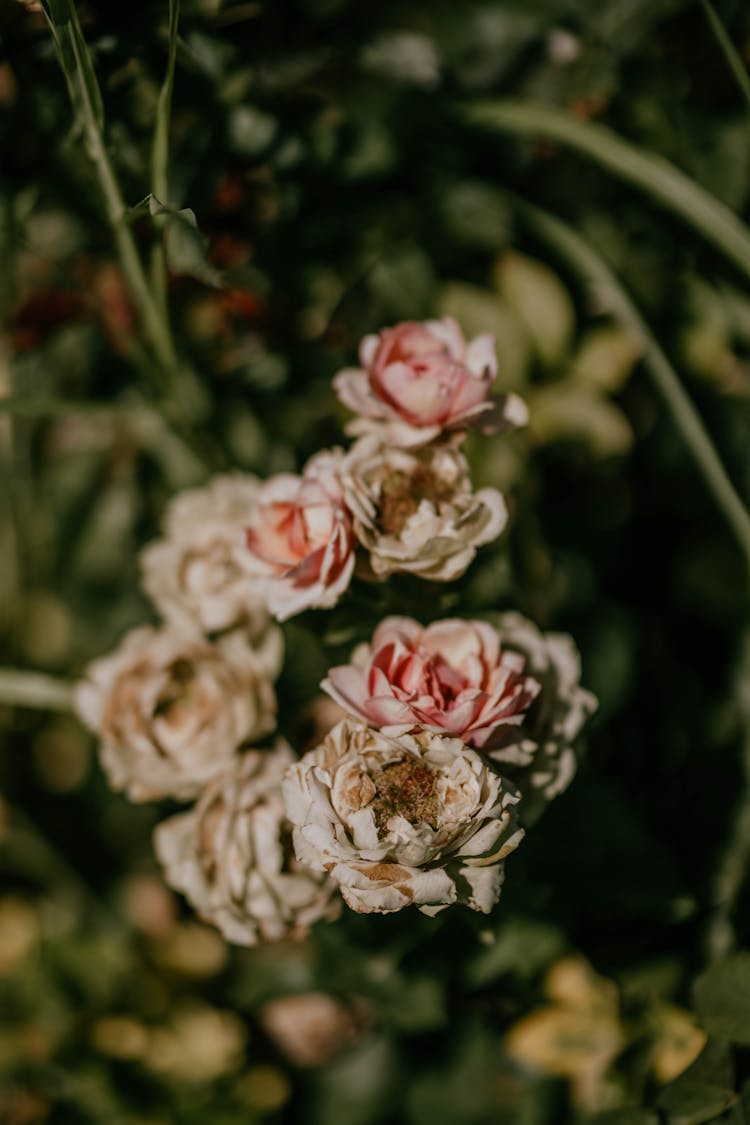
left=0, top=206, right=20, bottom=637
left=0, top=669, right=75, bottom=712
left=699, top=0, right=750, bottom=112
left=150, top=0, right=180, bottom=319
left=465, top=100, right=750, bottom=284
left=515, top=200, right=750, bottom=578
left=705, top=637, right=750, bottom=960
left=0, top=396, right=207, bottom=486
left=45, top=1, right=178, bottom=387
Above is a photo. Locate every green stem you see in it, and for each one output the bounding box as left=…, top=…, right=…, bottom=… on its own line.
left=515, top=200, right=750, bottom=577
left=705, top=637, right=750, bottom=960
left=0, top=396, right=207, bottom=485
left=699, top=0, right=750, bottom=112
left=150, top=0, right=180, bottom=320
left=44, top=1, right=178, bottom=385
left=0, top=669, right=75, bottom=712
left=464, top=100, right=750, bottom=284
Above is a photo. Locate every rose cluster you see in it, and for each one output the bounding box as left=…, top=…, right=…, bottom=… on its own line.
left=240, top=316, right=527, bottom=620
left=75, top=317, right=596, bottom=941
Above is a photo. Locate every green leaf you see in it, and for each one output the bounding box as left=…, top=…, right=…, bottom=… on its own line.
left=149, top=195, right=222, bottom=288
left=693, top=952, right=750, bottom=1046
left=465, top=101, right=750, bottom=285
left=493, top=250, right=575, bottom=368
left=380, top=976, right=447, bottom=1033
left=464, top=917, right=566, bottom=988
left=528, top=384, right=633, bottom=457
left=657, top=1042, right=736, bottom=1125
left=659, top=1083, right=736, bottom=1125
left=513, top=200, right=750, bottom=576
left=42, top=0, right=105, bottom=137
left=569, top=325, right=642, bottom=393
left=437, top=281, right=531, bottom=388
left=728, top=1080, right=750, bottom=1125
left=151, top=0, right=180, bottom=206
left=307, top=1037, right=400, bottom=1125
left=227, top=105, right=278, bottom=158
left=591, top=1112, right=660, bottom=1125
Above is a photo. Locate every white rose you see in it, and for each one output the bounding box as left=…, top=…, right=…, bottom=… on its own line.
left=75, top=627, right=277, bottom=801
left=486, top=612, right=598, bottom=818
left=154, top=742, right=340, bottom=946
left=340, top=436, right=506, bottom=581
left=140, top=473, right=281, bottom=670
left=283, top=719, right=523, bottom=916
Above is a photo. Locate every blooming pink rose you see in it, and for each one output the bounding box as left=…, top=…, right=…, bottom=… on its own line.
left=242, top=450, right=356, bottom=621
left=333, top=317, right=528, bottom=447
left=322, top=617, right=540, bottom=749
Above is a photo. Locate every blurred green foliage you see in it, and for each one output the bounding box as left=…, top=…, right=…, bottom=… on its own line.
left=2, top=0, right=750, bottom=1121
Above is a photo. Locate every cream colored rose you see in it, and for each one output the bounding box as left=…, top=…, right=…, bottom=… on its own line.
left=139, top=473, right=281, bottom=669
left=154, top=742, right=340, bottom=946
left=75, top=627, right=277, bottom=801
left=282, top=719, right=523, bottom=916
left=486, top=613, right=597, bottom=818
left=340, top=436, right=507, bottom=581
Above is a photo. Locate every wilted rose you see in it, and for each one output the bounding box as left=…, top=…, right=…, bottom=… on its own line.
left=154, top=742, right=340, bottom=946
left=322, top=616, right=540, bottom=747
left=485, top=613, right=598, bottom=818
left=75, top=627, right=277, bottom=801
left=341, top=436, right=507, bottom=581
left=242, top=450, right=356, bottom=621
left=333, top=316, right=528, bottom=447
left=283, top=719, right=523, bottom=915
left=140, top=473, right=281, bottom=665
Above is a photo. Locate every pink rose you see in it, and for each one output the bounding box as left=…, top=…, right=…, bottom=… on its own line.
left=333, top=317, right=528, bottom=447
left=242, top=450, right=355, bottom=621
left=322, top=616, right=540, bottom=749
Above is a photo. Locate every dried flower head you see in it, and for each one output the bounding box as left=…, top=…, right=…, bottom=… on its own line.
left=140, top=473, right=281, bottom=663
left=341, top=437, right=506, bottom=581
left=283, top=719, right=523, bottom=915
left=75, top=627, right=277, bottom=801
left=155, top=742, right=340, bottom=946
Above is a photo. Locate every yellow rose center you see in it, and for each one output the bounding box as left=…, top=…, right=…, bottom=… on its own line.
left=370, top=757, right=439, bottom=830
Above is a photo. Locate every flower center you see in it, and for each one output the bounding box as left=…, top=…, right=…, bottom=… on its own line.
left=370, top=757, right=439, bottom=830
left=377, top=466, right=454, bottom=536
left=154, top=658, right=195, bottom=717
